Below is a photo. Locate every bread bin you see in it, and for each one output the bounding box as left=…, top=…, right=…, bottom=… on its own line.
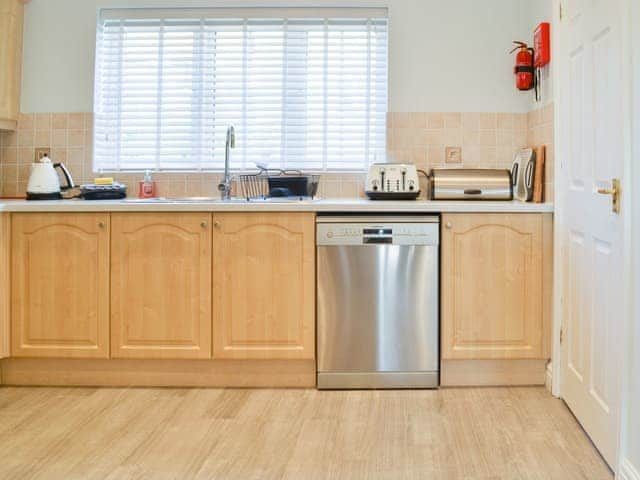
left=430, top=168, right=513, bottom=200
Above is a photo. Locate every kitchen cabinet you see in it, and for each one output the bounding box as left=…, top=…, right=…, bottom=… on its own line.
left=11, top=213, right=110, bottom=358
left=0, top=213, right=9, bottom=359
left=441, top=213, right=551, bottom=360
left=111, top=213, right=212, bottom=359
left=0, top=0, right=23, bottom=130
left=212, top=212, right=315, bottom=360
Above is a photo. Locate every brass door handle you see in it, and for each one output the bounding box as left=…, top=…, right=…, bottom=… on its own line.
left=200, top=221, right=208, bottom=229
left=596, top=178, right=620, bottom=214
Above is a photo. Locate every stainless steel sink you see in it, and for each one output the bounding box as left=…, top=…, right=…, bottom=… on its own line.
left=121, top=196, right=318, bottom=204
left=121, top=197, right=242, bottom=203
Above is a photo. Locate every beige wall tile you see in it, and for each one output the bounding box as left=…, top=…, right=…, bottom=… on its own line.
left=17, top=113, right=34, bottom=131
left=478, top=130, right=497, bottom=147
left=18, top=130, right=34, bottom=147
left=35, top=113, right=52, bottom=130
left=462, top=130, right=479, bottom=145
left=67, top=113, right=85, bottom=130
left=35, top=130, right=52, bottom=147
left=84, top=113, right=94, bottom=130
left=68, top=129, right=84, bottom=147
left=478, top=113, right=497, bottom=130
left=51, top=129, right=67, bottom=148
left=52, top=113, right=68, bottom=129
left=393, top=112, right=411, bottom=128
left=443, top=113, right=461, bottom=129
left=442, top=129, right=462, bottom=146
left=17, top=148, right=32, bottom=164
left=496, top=131, right=513, bottom=147
left=515, top=114, right=528, bottom=131
left=423, top=130, right=443, bottom=146
left=68, top=147, right=84, bottom=164
left=409, top=112, right=427, bottom=129
left=426, top=113, right=444, bottom=129
left=3, top=132, right=17, bottom=147
left=51, top=148, right=67, bottom=163
left=497, top=113, right=514, bottom=130
left=1, top=147, right=17, bottom=164
left=461, top=112, right=480, bottom=131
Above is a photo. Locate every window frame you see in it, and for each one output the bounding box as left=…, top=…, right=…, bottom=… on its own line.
left=93, top=7, right=389, bottom=173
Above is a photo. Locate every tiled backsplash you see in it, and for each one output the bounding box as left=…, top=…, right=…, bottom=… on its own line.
left=0, top=107, right=554, bottom=200
left=527, top=103, right=555, bottom=202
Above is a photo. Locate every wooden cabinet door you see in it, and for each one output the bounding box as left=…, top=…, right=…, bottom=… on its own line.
left=0, top=0, right=23, bottom=130
left=212, top=212, right=315, bottom=360
left=111, top=213, right=212, bottom=359
left=441, top=213, right=546, bottom=360
left=0, top=213, right=9, bottom=359
left=11, top=213, right=110, bottom=358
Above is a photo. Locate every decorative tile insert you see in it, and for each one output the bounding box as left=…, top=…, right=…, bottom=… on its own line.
left=0, top=108, right=554, bottom=199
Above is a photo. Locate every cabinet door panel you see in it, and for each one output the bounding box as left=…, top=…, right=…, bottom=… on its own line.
left=11, top=213, right=110, bottom=358
left=212, top=213, right=315, bottom=360
left=111, top=213, right=212, bottom=359
left=0, top=0, right=23, bottom=129
left=441, top=213, right=544, bottom=360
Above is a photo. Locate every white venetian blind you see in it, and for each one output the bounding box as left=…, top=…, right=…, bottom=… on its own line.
left=93, top=8, right=388, bottom=171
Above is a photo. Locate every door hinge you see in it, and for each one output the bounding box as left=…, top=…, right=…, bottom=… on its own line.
left=559, top=2, right=564, bottom=21
left=560, top=327, right=563, bottom=344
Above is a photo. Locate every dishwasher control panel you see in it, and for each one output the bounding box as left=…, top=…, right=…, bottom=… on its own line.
left=317, top=219, right=439, bottom=246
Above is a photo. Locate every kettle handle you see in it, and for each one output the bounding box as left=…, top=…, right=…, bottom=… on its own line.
left=53, top=163, right=76, bottom=191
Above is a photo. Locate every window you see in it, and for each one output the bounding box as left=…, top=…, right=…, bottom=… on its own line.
left=93, top=8, right=388, bottom=172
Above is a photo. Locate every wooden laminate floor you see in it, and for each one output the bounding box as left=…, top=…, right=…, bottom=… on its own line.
left=0, top=386, right=612, bottom=480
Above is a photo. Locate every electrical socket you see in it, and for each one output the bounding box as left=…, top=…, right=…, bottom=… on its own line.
left=34, top=147, right=51, bottom=162
left=445, top=146, right=462, bottom=164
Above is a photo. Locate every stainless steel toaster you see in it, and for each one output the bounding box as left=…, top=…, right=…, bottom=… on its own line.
left=430, top=168, right=513, bottom=200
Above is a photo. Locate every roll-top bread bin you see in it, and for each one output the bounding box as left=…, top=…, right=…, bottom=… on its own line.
left=430, top=168, right=513, bottom=200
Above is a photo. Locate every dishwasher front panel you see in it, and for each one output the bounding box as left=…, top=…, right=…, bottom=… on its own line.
left=317, top=241, right=439, bottom=389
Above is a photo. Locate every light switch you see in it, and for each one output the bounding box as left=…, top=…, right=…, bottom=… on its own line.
left=445, top=147, right=462, bottom=164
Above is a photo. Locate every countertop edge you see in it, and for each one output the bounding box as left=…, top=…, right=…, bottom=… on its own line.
left=0, top=199, right=554, bottom=213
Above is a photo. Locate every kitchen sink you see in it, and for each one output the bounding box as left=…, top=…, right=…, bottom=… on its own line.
left=121, top=196, right=319, bottom=204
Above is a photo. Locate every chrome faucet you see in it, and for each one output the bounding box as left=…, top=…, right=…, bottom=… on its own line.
left=218, top=125, right=235, bottom=200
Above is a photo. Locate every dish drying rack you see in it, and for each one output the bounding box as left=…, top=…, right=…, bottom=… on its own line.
left=238, top=166, right=320, bottom=200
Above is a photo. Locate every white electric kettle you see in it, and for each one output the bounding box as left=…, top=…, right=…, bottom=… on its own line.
left=26, top=155, right=75, bottom=200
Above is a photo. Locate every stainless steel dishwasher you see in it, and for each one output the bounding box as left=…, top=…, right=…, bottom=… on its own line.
left=316, top=215, right=439, bottom=389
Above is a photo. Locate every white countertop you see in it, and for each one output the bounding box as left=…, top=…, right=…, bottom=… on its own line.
left=0, top=198, right=554, bottom=213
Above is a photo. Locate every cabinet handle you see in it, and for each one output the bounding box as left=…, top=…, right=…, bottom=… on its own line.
left=98, top=221, right=106, bottom=229
left=445, top=222, right=452, bottom=229
left=213, top=221, right=221, bottom=229
left=201, top=221, right=208, bottom=229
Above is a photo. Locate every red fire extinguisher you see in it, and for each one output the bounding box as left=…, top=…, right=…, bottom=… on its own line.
left=510, top=41, right=535, bottom=91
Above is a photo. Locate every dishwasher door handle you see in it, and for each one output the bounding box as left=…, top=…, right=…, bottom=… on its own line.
left=363, top=236, right=392, bottom=244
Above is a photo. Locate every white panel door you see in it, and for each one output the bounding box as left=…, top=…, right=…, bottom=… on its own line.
left=559, top=0, right=625, bottom=469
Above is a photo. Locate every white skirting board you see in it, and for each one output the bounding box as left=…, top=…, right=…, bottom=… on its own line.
left=545, top=361, right=553, bottom=394
left=620, top=459, right=640, bottom=480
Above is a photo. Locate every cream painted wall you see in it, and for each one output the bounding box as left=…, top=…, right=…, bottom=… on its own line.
left=20, top=0, right=534, bottom=114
